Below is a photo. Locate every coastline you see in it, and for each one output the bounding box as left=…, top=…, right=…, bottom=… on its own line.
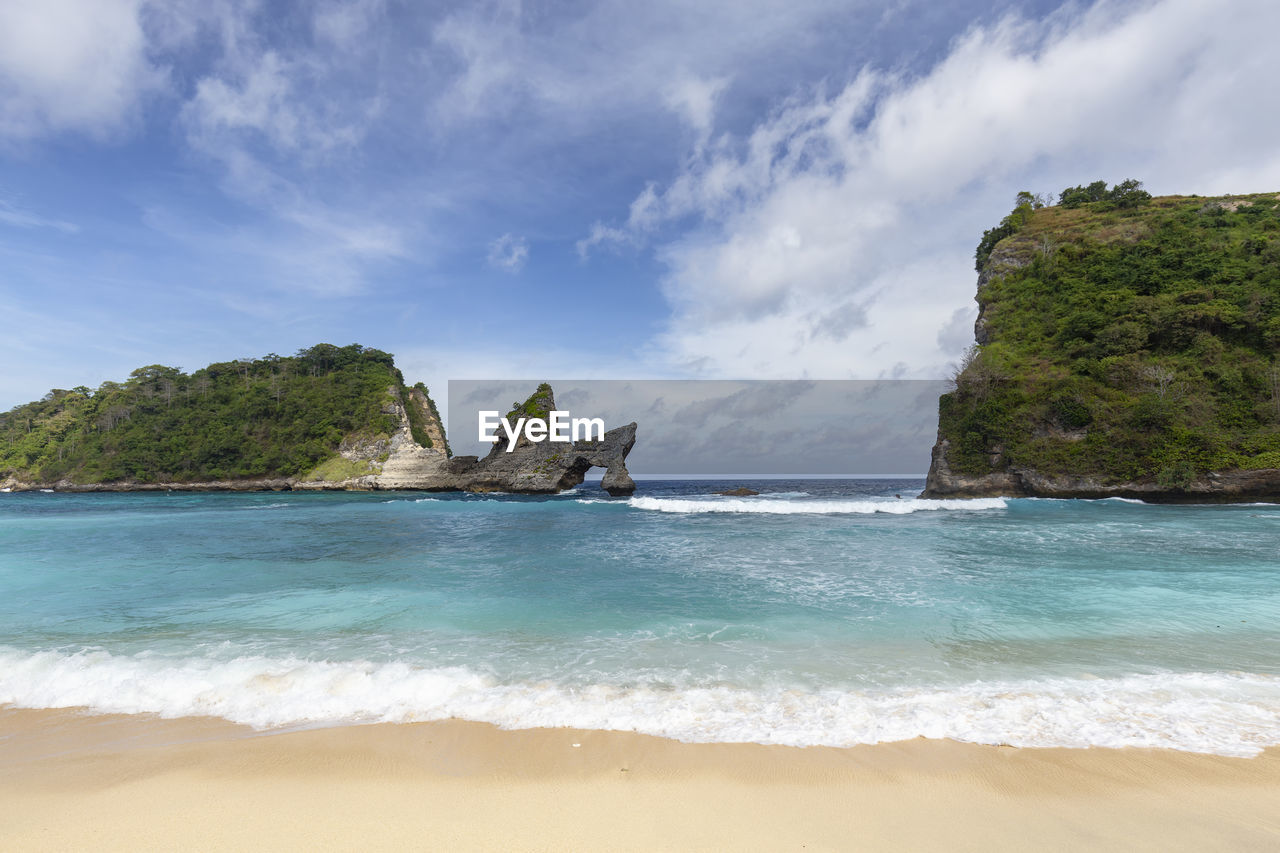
left=6, top=469, right=1278, bottom=502
left=2, top=708, right=1278, bottom=851
left=921, top=440, right=1280, bottom=502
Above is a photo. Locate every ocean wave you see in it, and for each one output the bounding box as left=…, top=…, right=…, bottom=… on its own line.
left=2, top=647, right=1275, bottom=756
left=625, top=496, right=1008, bottom=515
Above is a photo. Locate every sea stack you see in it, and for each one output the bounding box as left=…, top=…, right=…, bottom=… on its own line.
left=443, top=384, right=638, bottom=495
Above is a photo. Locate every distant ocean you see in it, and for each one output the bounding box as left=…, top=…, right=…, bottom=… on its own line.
left=2, top=481, right=1278, bottom=756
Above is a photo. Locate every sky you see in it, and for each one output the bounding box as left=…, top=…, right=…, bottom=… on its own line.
left=2, top=0, right=1279, bottom=411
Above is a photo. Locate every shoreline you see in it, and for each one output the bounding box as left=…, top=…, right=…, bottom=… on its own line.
left=3, top=708, right=1278, bottom=851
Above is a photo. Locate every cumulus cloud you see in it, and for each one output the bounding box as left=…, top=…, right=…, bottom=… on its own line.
left=587, top=0, right=1280, bottom=379
left=487, top=233, right=529, bottom=272
left=0, top=0, right=165, bottom=141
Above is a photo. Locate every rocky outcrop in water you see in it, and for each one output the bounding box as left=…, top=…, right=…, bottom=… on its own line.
left=439, top=387, right=637, bottom=496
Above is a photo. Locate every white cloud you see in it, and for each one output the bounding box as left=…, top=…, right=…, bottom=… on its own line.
left=576, top=184, right=664, bottom=258
left=190, top=52, right=306, bottom=151
left=171, top=6, right=406, bottom=295
left=0, top=198, right=78, bottom=233
left=429, top=0, right=873, bottom=128
left=141, top=203, right=404, bottom=298
left=487, top=233, right=529, bottom=272
left=0, top=0, right=165, bottom=141
left=590, top=0, right=1280, bottom=379
left=183, top=46, right=370, bottom=163
left=664, top=76, right=730, bottom=145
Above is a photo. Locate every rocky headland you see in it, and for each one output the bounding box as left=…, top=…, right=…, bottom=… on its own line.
left=1, top=384, right=636, bottom=496
left=923, top=184, right=1280, bottom=503
left=1, top=346, right=636, bottom=496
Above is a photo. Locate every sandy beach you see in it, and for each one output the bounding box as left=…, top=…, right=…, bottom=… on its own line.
left=1, top=707, right=1277, bottom=852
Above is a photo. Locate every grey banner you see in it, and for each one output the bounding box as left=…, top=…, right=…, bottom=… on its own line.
left=447, top=380, right=945, bottom=477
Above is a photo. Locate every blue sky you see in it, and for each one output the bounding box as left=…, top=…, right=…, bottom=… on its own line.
left=2, top=0, right=1278, bottom=410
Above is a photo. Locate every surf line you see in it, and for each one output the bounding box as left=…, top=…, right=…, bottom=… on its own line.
left=478, top=411, right=605, bottom=452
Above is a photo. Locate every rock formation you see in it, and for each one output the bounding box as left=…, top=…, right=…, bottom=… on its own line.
left=438, top=386, right=637, bottom=496
left=288, top=383, right=636, bottom=495
left=3, top=382, right=637, bottom=496
left=922, top=186, right=1280, bottom=503
left=924, top=436, right=1280, bottom=502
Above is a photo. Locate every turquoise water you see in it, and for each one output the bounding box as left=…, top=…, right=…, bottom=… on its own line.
left=2, top=482, right=1278, bottom=755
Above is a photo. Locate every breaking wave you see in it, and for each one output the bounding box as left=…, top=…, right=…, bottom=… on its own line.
left=624, top=496, right=1008, bottom=515
left=1, top=647, right=1275, bottom=756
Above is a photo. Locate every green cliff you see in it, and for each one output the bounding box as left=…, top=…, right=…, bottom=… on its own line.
left=0, top=344, right=445, bottom=489
left=925, top=182, right=1280, bottom=501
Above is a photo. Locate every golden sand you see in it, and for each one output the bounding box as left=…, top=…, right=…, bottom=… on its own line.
left=2, top=707, right=1278, bottom=851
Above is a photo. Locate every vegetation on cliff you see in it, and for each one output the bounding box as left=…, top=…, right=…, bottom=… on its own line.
left=505, top=383, right=555, bottom=423
left=0, top=344, right=435, bottom=484
left=940, top=182, right=1280, bottom=489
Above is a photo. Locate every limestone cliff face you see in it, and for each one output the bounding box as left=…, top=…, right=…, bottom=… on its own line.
left=972, top=243, right=1030, bottom=346
left=368, top=386, right=455, bottom=489
left=294, top=386, right=450, bottom=490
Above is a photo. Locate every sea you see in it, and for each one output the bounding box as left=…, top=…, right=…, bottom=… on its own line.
left=1, top=480, right=1278, bottom=757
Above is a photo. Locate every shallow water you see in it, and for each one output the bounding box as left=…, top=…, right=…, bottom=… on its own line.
left=1, top=481, right=1277, bottom=755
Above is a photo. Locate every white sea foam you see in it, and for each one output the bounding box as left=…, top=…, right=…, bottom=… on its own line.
left=2, top=647, right=1275, bottom=756
left=626, top=496, right=1008, bottom=515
